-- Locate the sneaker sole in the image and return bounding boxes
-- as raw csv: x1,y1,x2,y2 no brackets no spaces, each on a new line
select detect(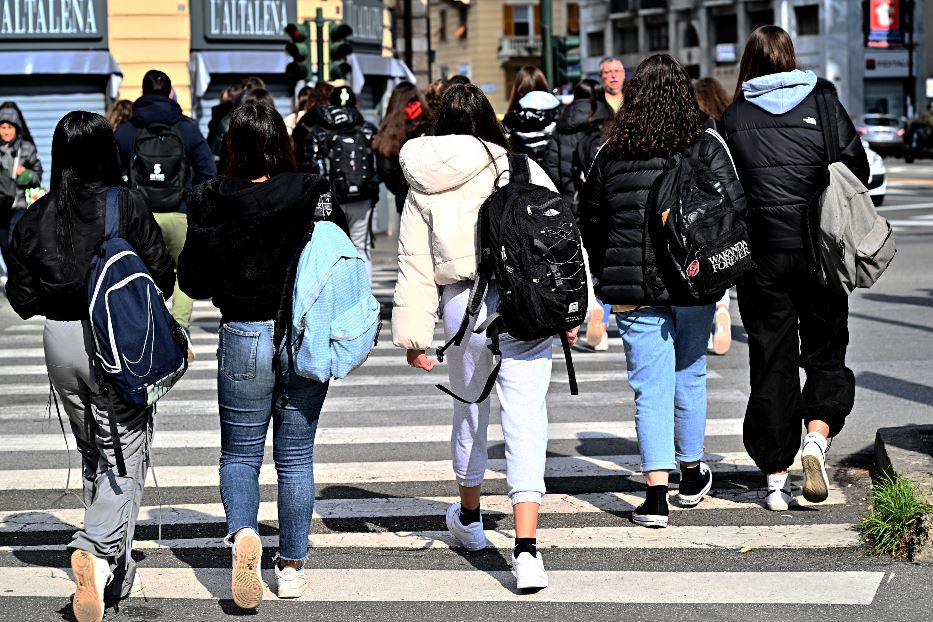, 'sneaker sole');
632,514,668,528
677,478,713,508
801,454,830,503
277,582,305,599
712,310,731,355
445,509,487,551
516,574,549,590
585,308,605,348
766,498,791,511
231,536,263,609
71,550,104,622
